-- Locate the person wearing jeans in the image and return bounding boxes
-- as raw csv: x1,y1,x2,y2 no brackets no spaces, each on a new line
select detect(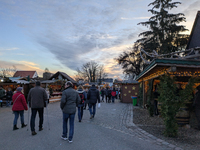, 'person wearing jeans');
77,86,86,122
62,113,75,141
111,88,116,103
60,81,80,143
89,103,96,118
87,84,100,119
12,87,28,130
